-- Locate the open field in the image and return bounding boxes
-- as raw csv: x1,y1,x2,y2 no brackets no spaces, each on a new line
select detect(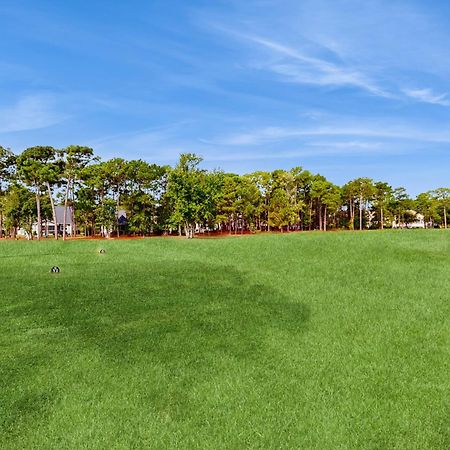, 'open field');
0,231,449,449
